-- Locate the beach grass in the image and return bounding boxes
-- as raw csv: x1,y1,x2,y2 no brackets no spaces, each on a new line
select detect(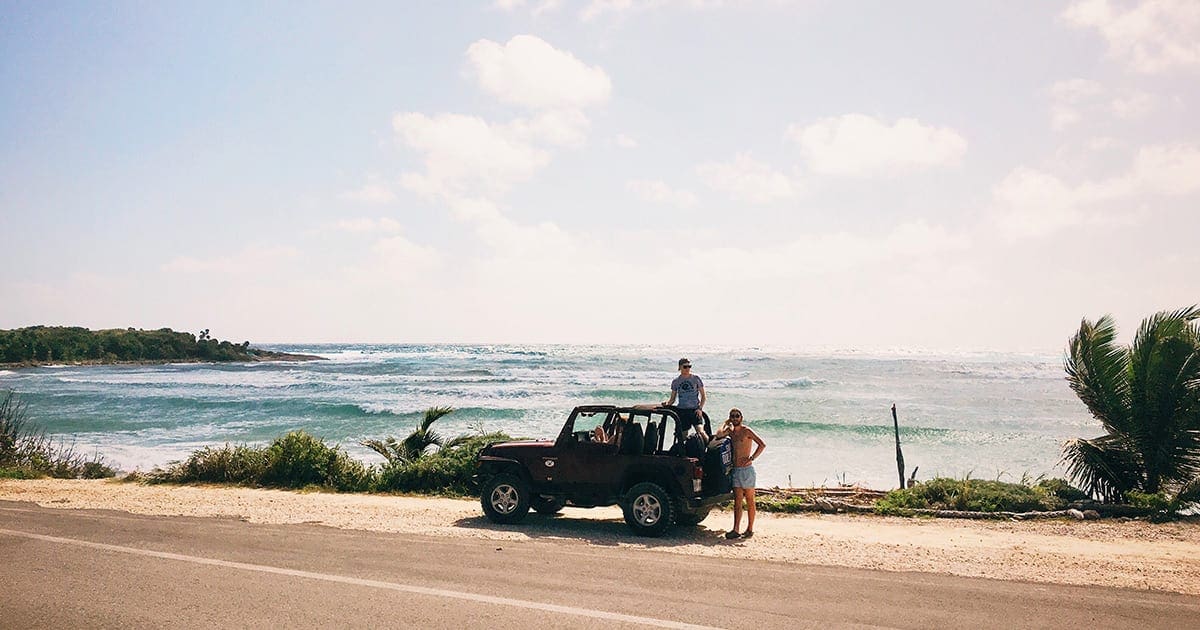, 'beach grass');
0,390,116,480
